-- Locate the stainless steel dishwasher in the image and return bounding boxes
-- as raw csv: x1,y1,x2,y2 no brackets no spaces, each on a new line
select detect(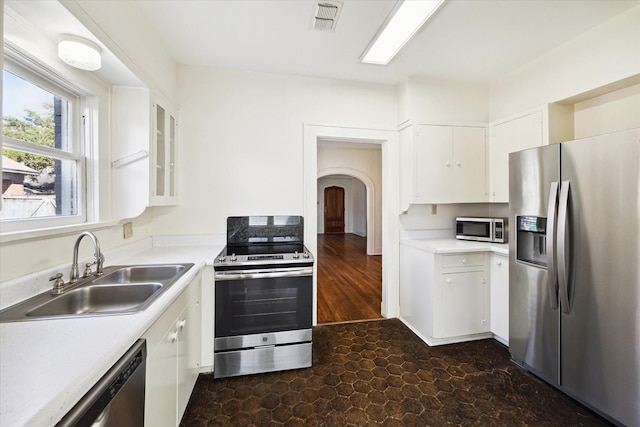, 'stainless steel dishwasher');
56,339,146,427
